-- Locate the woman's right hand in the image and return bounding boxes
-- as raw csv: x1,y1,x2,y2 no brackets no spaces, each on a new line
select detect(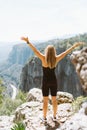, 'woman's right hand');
21,37,29,43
